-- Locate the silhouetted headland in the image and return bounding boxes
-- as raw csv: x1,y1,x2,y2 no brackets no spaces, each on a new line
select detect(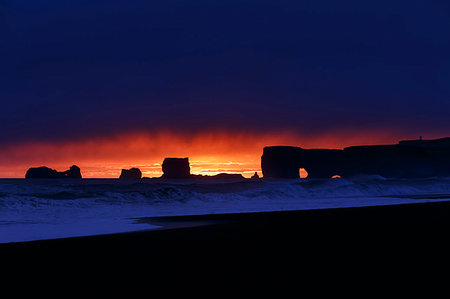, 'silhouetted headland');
25,165,82,179
22,137,450,180
262,137,450,179
119,168,142,179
